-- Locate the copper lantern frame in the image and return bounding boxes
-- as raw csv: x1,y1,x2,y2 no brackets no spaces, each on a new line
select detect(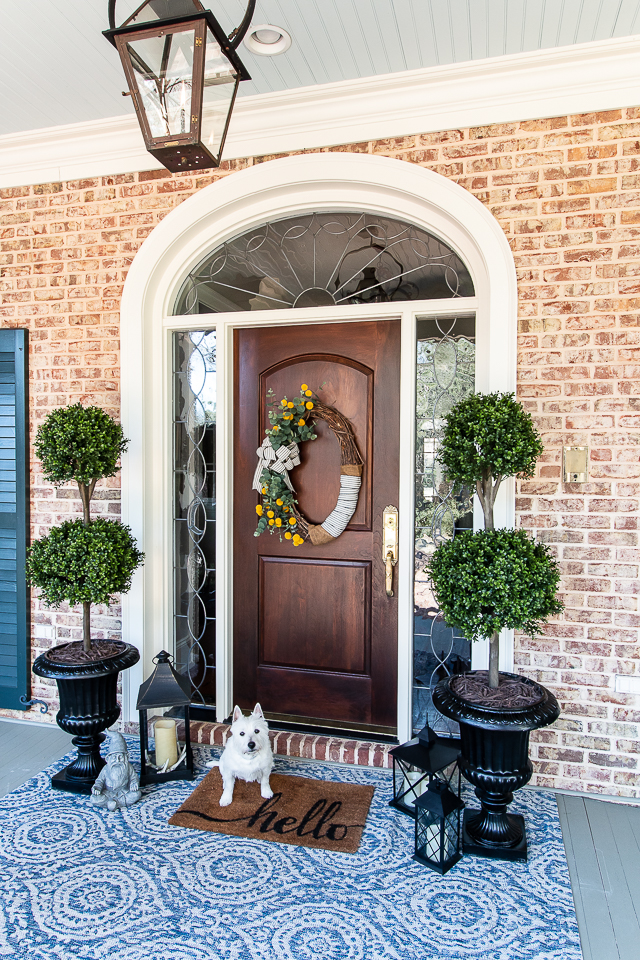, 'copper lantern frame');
104,0,253,172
